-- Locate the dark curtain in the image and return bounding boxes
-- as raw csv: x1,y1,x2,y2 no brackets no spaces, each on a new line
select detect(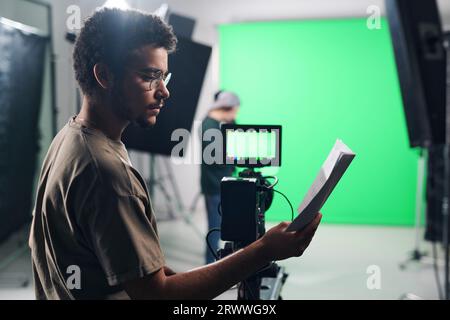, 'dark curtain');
0,20,47,242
